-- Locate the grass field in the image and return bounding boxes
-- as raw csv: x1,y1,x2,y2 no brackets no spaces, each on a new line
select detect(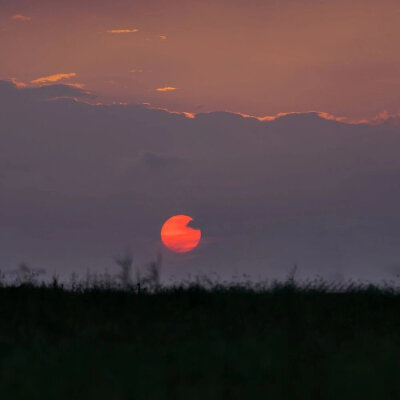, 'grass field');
1,278,400,399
